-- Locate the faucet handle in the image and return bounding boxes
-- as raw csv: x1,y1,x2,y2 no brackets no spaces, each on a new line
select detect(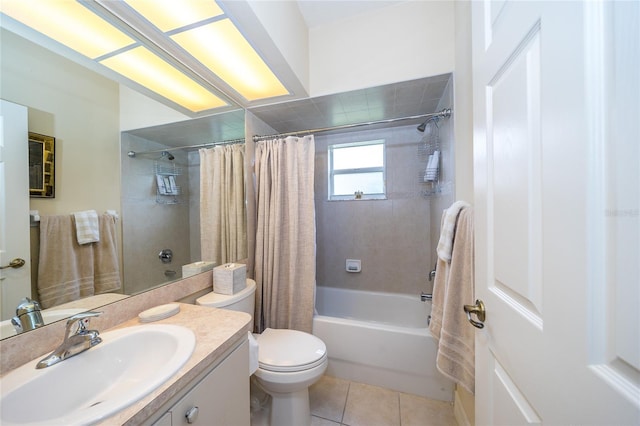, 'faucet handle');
64,311,102,339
